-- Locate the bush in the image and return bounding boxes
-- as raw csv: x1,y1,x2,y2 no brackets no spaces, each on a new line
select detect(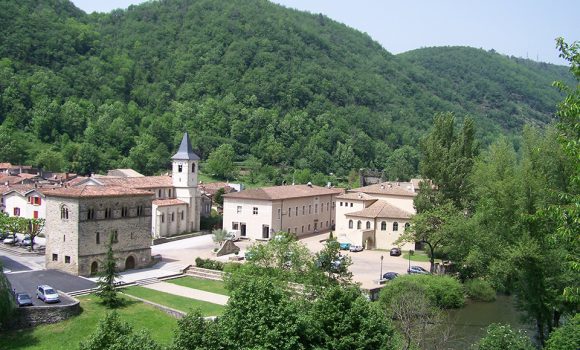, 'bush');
545,314,580,350
465,279,496,302
380,274,464,309
195,257,224,271
472,323,534,350
223,262,242,274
